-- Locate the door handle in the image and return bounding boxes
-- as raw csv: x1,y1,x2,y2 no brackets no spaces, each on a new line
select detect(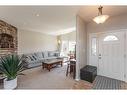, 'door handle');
99,56,101,59
98,54,101,59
